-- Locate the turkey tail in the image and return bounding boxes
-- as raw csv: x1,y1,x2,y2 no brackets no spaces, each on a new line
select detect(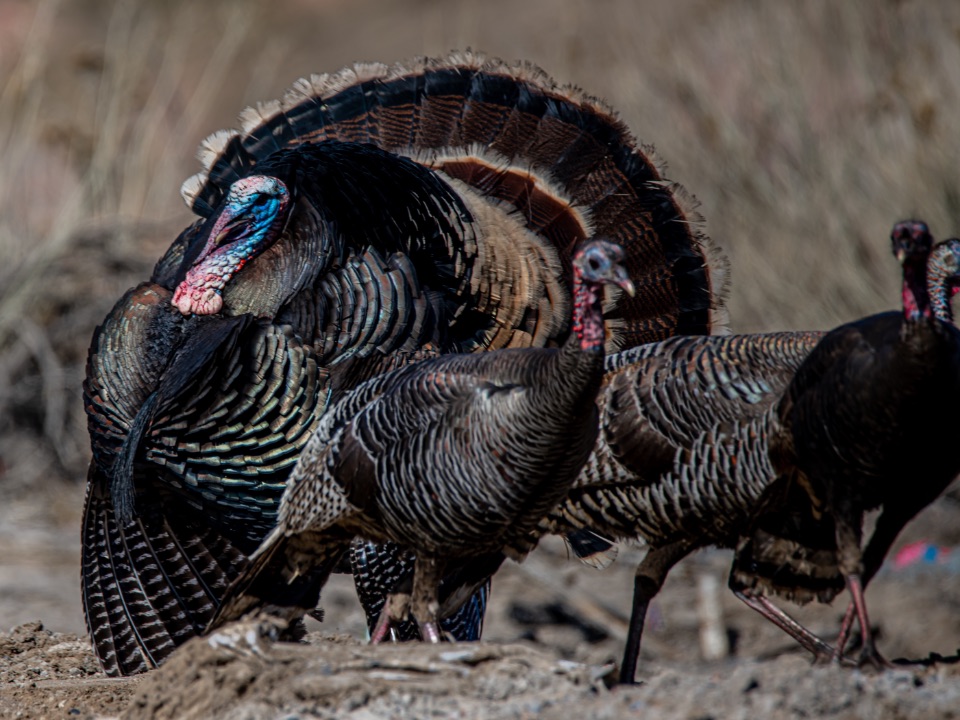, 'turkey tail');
208,530,349,632
180,51,729,345
730,477,845,605
440,577,489,642
81,464,247,676
564,528,619,570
